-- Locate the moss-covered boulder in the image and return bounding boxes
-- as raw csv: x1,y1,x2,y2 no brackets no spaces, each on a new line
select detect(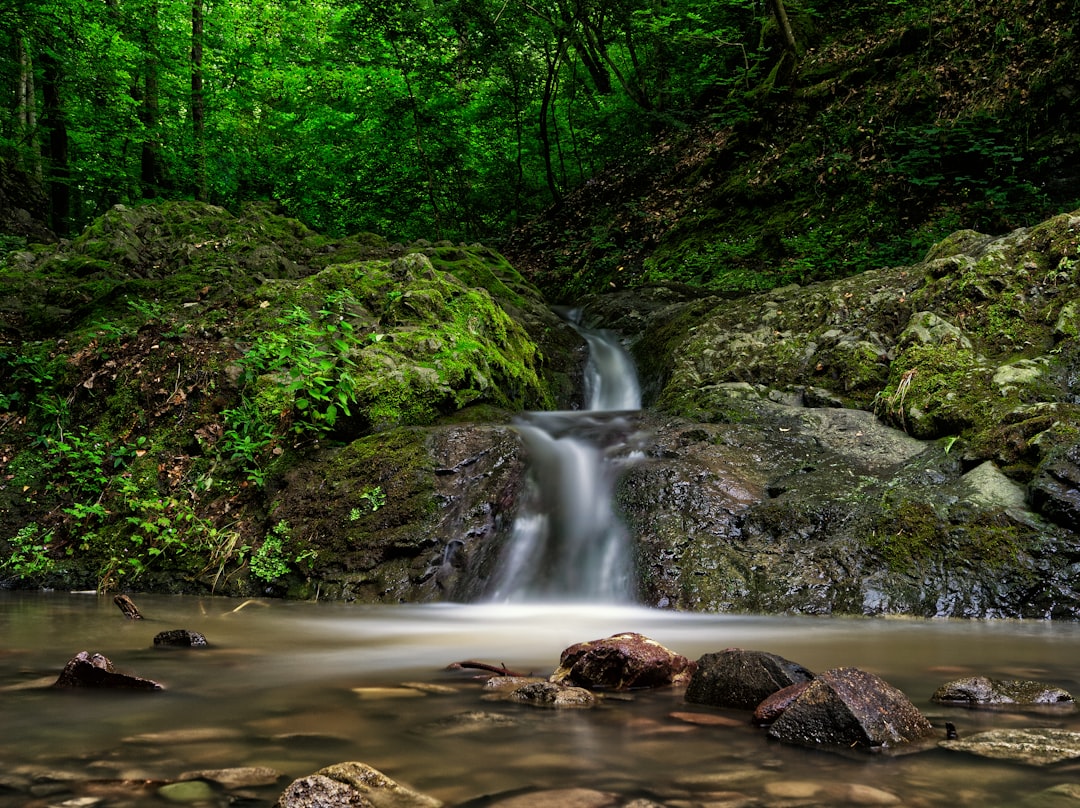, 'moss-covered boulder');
0,202,581,599
584,208,1080,617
